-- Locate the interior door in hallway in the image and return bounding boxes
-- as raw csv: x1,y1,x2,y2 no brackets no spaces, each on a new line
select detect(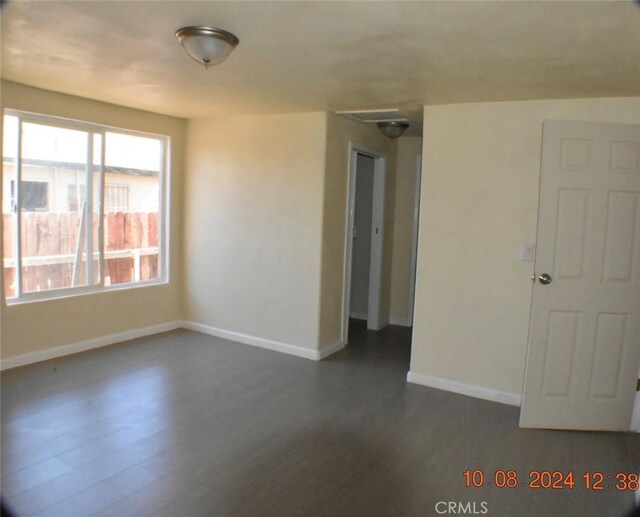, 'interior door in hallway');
350,154,374,321
520,120,640,430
